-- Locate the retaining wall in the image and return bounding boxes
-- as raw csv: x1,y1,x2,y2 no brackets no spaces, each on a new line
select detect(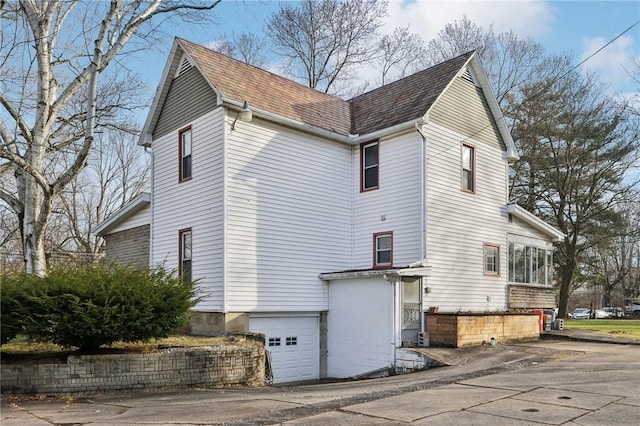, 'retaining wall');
425,312,540,347
1,342,264,396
